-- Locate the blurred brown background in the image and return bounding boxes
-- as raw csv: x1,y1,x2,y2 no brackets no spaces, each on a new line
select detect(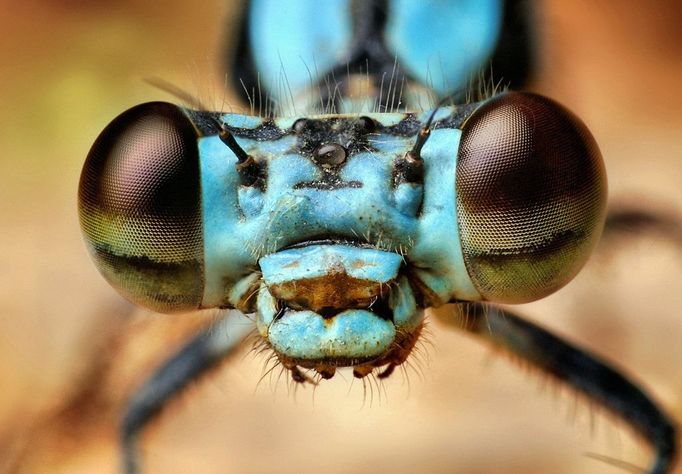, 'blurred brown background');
1,1,681,473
